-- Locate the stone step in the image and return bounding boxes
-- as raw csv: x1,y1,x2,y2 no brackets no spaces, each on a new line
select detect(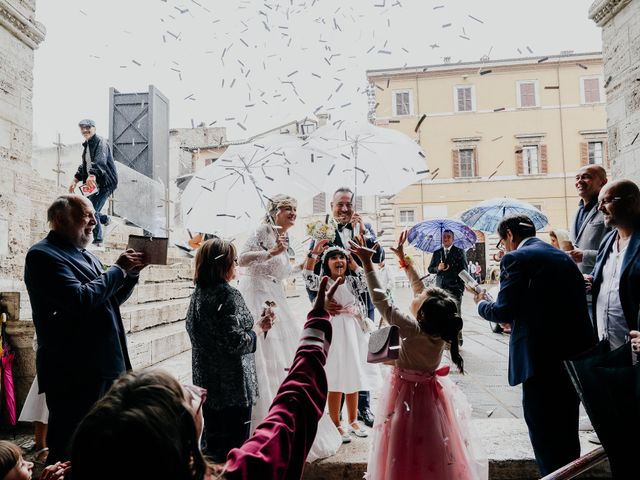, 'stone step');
127,319,190,370
126,280,193,305
146,349,192,384
302,419,611,480
121,297,190,333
